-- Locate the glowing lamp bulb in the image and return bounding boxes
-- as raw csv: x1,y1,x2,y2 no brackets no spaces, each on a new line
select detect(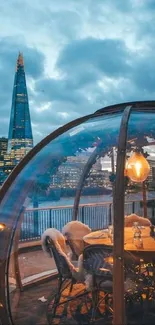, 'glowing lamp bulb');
126,152,150,183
